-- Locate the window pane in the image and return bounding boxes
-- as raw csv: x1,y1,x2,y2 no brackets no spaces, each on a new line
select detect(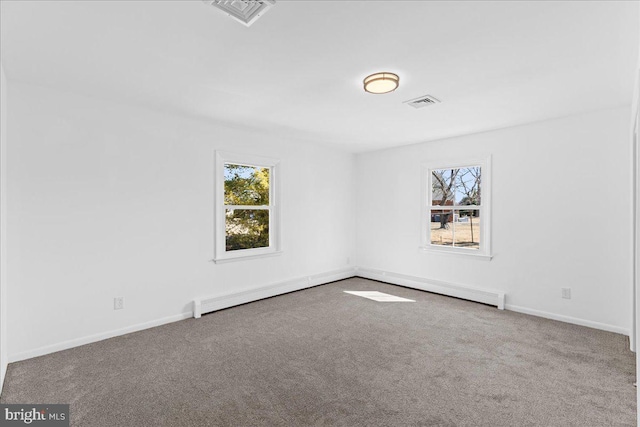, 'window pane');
430,210,453,246
431,170,455,206
455,167,481,206
431,166,481,206
224,164,270,206
453,209,480,249
225,209,269,251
